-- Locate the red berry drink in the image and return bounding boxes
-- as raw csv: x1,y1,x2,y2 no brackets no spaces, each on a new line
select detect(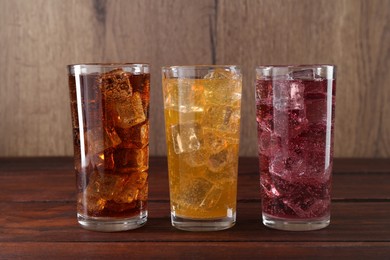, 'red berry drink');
256,65,336,231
